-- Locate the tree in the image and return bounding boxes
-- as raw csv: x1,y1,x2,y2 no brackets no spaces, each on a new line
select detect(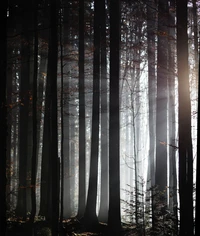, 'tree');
48,0,59,234
155,0,168,200
146,0,156,230
16,0,32,219
0,3,7,235
98,0,109,223
77,0,86,218
83,0,101,229
168,1,178,233
108,0,121,234
177,0,194,235
29,0,38,226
